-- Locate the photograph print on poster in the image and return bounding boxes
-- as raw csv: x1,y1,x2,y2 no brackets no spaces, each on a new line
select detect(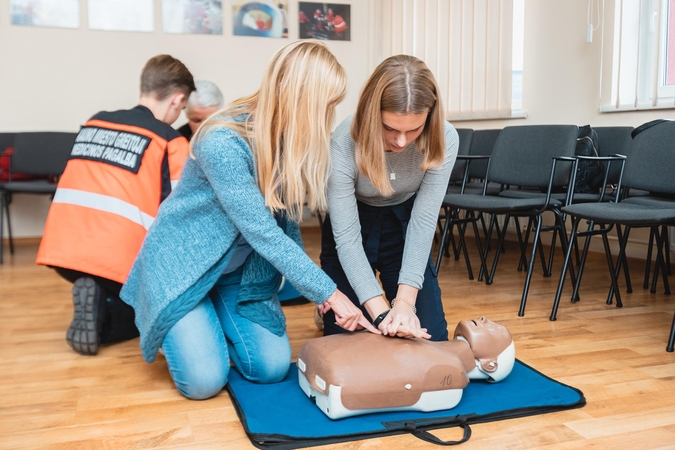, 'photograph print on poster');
10,0,79,28
299,2,350,41
163,0,223,35
88,0,154,32
231,0,288,39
